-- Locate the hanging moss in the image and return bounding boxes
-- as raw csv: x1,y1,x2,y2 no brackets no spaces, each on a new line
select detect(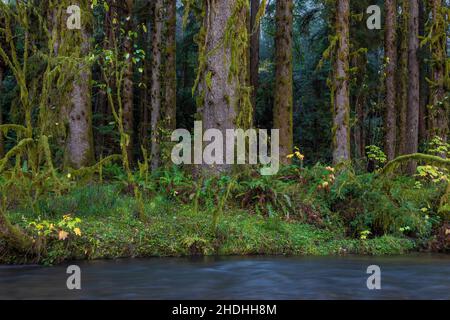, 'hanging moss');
184,0,267,130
